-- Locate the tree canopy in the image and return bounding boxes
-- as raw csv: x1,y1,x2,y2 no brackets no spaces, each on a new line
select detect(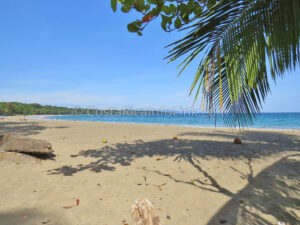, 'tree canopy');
112,0,300,127
0,102,74,116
